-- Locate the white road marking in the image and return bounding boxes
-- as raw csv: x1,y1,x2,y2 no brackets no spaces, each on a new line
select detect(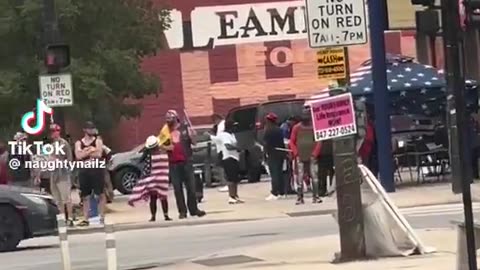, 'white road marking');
400,203,480,217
